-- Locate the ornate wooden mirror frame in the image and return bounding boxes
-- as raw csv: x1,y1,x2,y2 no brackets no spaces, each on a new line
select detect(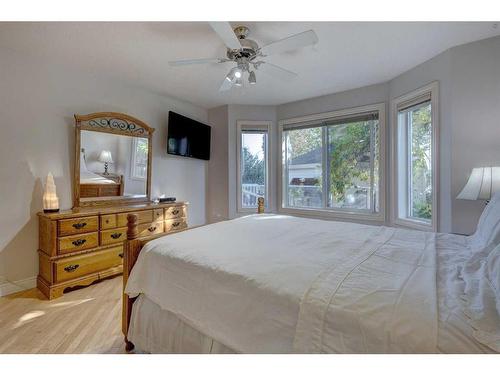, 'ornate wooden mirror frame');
73,112,155,208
